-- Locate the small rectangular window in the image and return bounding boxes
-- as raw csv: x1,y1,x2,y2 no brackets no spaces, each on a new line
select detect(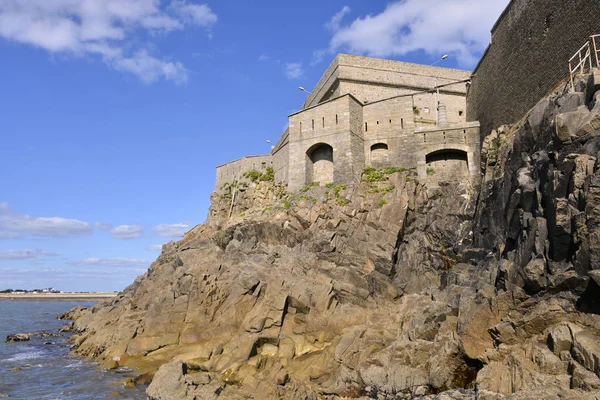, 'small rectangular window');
401,118,404,129
365,122,368,132
322,117,325,128
312,119,314,130
336,114,338,124
300,122,302,133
